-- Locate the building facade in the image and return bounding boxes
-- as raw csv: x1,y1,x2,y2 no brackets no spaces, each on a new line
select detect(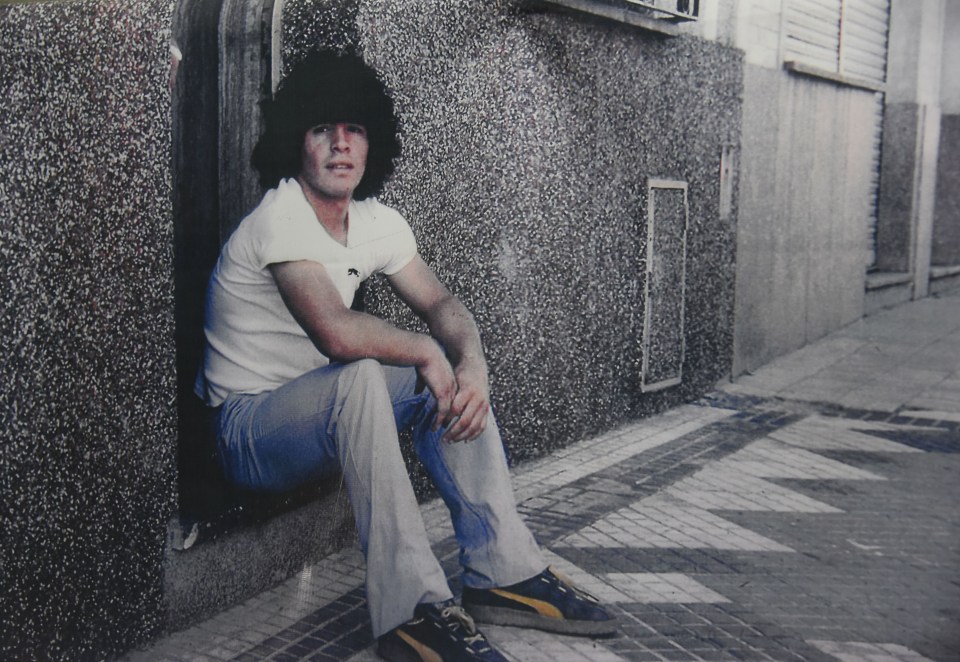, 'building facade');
729,0,959,373
0,0,956,658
